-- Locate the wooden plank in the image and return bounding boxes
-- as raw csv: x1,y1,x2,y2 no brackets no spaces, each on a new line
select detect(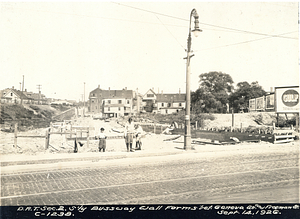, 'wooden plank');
274,139,294,144
14,123,18,148
17,136,45,138
71,126,95,130
45,128,50,150
273,129,293,134
274,135,295,139
87,130,89,148
192,140,222,145
163,135,181,141
49,144,59,151
49,132,77,135
66,136,124,141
